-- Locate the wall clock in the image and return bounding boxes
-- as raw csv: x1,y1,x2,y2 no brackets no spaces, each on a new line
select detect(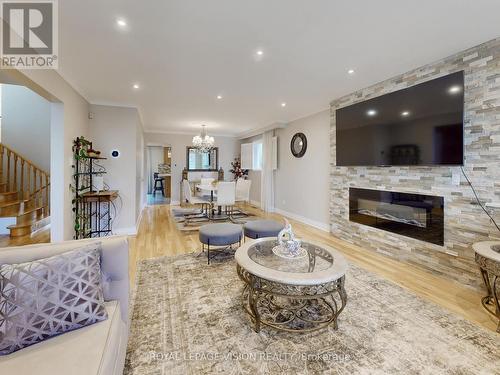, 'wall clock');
290,133,307,158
